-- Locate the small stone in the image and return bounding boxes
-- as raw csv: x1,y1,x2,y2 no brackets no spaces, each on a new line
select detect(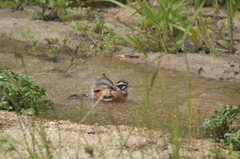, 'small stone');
234,71,239,75
205,48,210,54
